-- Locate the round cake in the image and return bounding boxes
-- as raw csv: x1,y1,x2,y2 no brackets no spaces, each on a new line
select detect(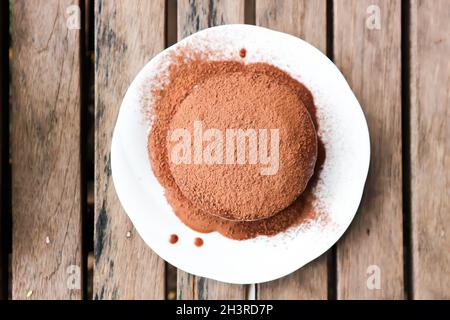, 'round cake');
166,70,317,221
